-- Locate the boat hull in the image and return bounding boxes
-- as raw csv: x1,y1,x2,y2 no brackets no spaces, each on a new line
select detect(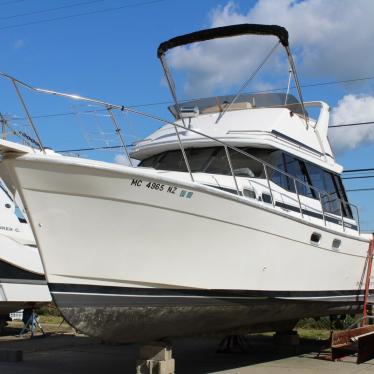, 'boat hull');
0,151,371,342
0,231,51,316
52,284,363,343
